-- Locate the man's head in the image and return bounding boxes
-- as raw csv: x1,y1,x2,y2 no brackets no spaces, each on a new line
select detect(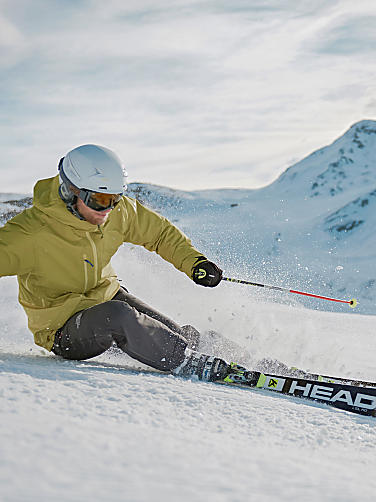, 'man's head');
58,144,127,223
